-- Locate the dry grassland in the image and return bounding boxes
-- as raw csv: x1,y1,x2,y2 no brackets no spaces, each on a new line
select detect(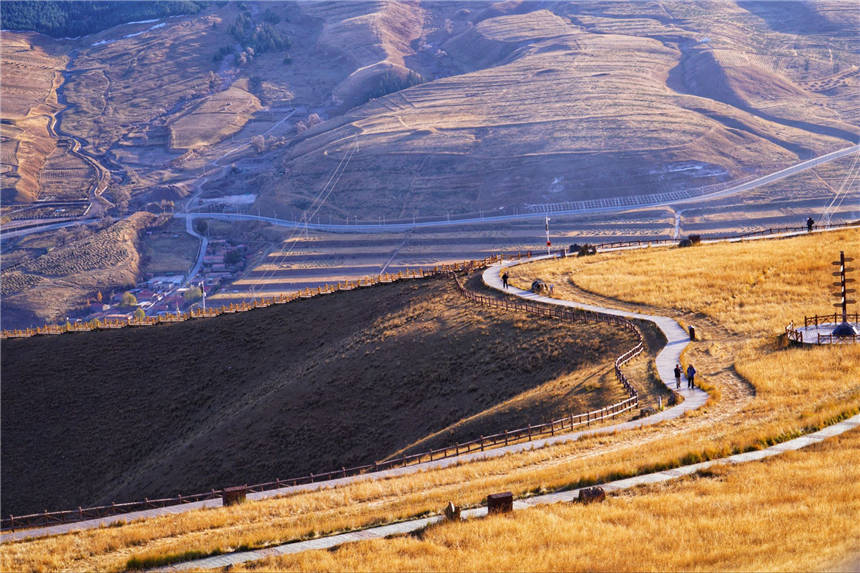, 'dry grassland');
509,229,860,335
0,212,156,325
61,14,231,155
4,232,859,571
230,428,860,573
271,1,856,220
169,85,261,150
0,31,67,202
